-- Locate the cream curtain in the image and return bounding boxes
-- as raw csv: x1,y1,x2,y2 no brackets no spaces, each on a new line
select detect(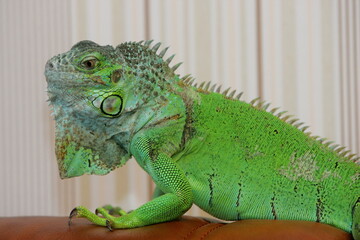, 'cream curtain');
1,0,359,217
